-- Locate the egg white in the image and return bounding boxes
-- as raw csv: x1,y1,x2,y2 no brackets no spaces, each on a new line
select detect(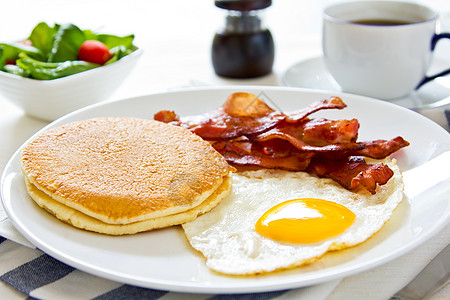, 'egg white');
182,158,404,275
